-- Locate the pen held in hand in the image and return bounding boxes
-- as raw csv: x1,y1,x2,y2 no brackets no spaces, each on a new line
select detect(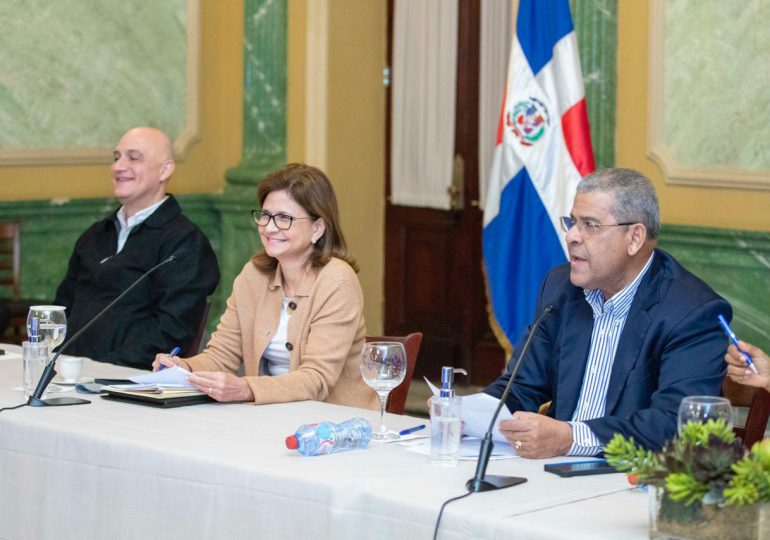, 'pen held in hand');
157,346,181,372
718,315,759,374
